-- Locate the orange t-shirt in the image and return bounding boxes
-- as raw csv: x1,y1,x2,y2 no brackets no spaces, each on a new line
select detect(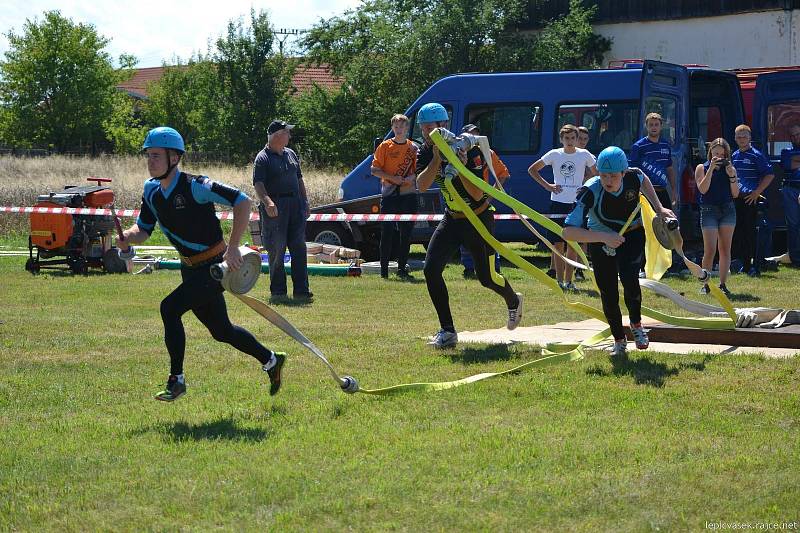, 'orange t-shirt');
484,150,510,182
373,139,418,195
